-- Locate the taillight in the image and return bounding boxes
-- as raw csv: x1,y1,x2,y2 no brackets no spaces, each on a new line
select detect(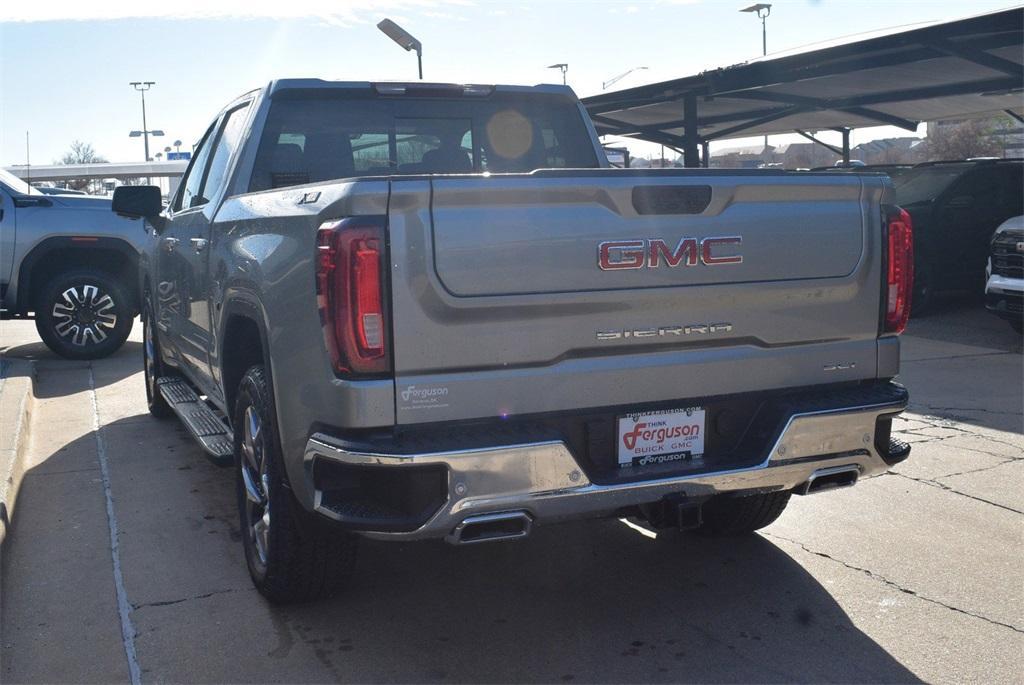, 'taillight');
884,206,914,335
316,218,391,375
